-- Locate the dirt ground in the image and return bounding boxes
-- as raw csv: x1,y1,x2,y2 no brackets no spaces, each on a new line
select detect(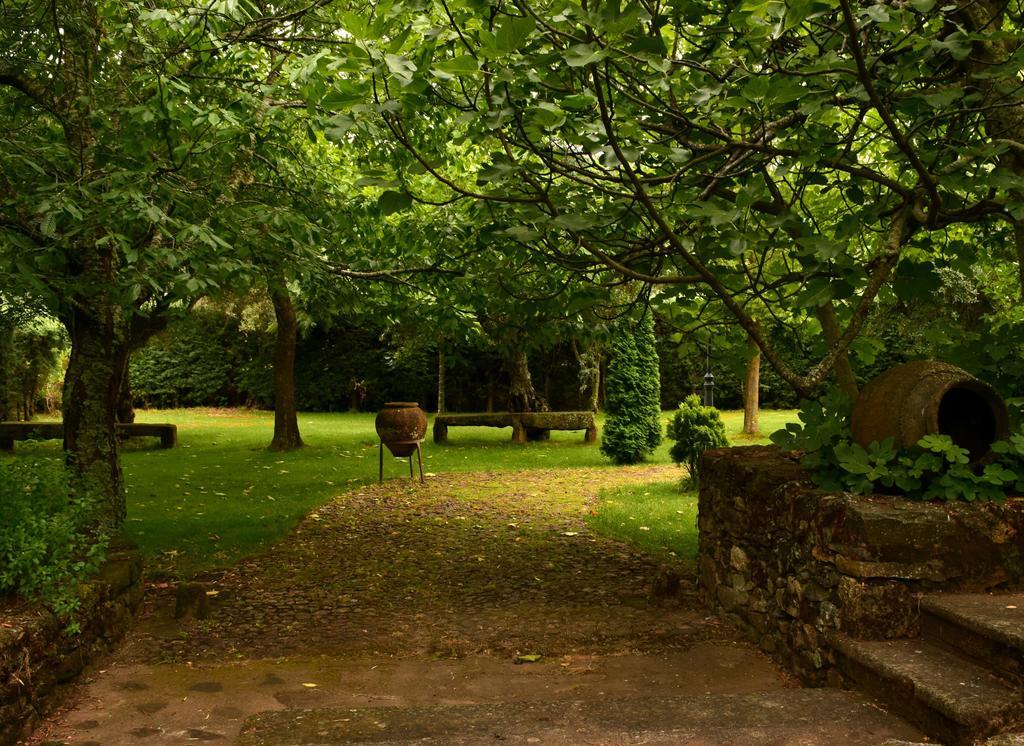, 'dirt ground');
28,467,827,744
